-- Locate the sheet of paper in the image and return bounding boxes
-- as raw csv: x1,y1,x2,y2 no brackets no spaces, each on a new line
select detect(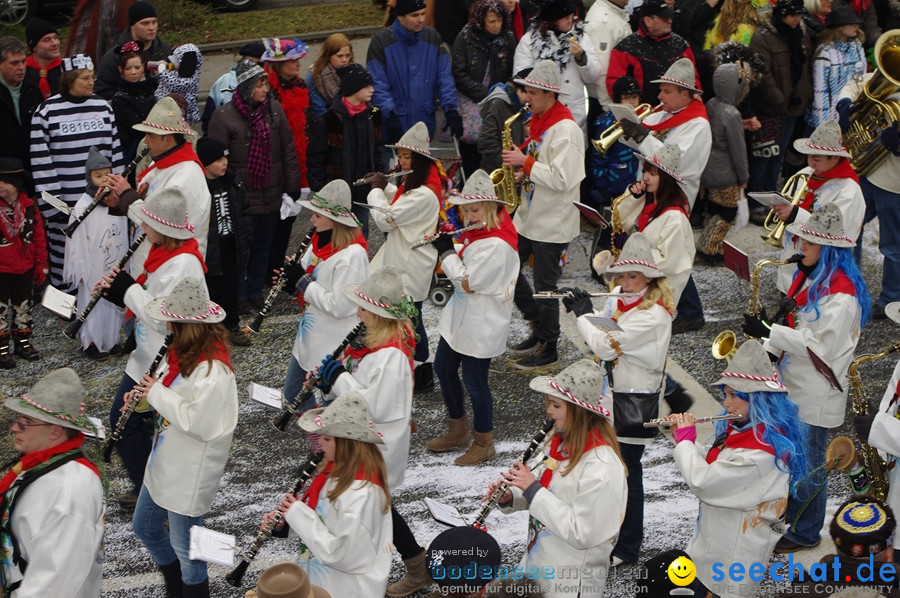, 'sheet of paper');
574,202,610,228
609,103,640,126
188,526,235,567
85,417,106,440
423,497,468,528
40,191,71,215
584,316,623,332
747,192,793,208
41,285,77,319
248,382,283,410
